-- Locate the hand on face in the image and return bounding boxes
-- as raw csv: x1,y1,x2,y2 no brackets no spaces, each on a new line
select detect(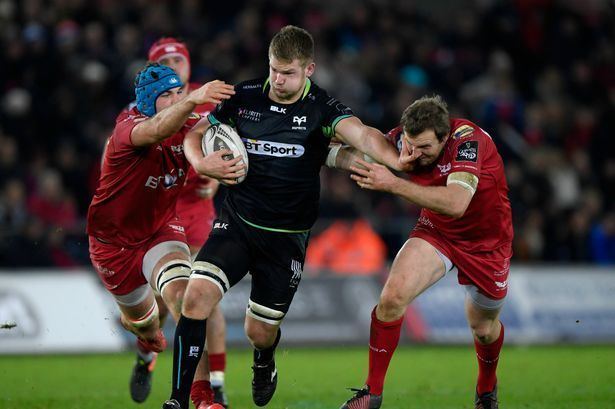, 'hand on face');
398,137,420,172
